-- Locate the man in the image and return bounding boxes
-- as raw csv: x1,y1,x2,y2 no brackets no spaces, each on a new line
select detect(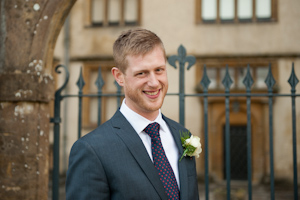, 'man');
66,28,199,200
